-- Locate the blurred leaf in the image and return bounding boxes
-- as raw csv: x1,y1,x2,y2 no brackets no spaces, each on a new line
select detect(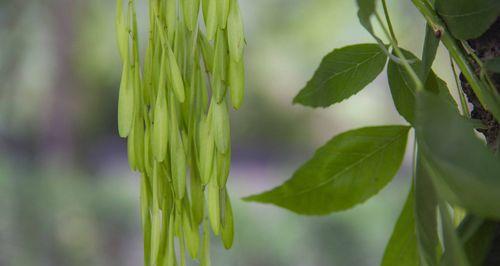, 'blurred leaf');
416,90,500,219
293,44,387,107
457,216,497,266
381,184,419,266
420,26,440,82
387,48,455,124
356,0,397,61
484,57,500,73
244,125,410,215
435,0,500,40
356,0,376,34
438,201,469,266
415,154,440,266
